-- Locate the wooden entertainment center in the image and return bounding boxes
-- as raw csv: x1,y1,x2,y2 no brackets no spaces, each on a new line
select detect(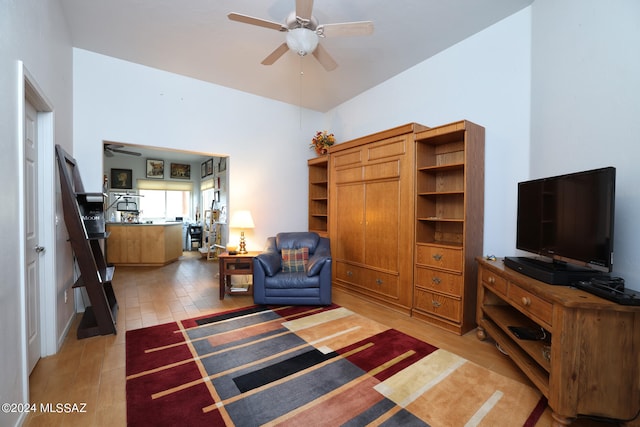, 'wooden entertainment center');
476,257,640,426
